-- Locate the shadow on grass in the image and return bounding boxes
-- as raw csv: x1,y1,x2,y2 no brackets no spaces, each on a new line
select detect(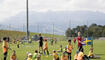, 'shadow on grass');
90,57,101,60
95,54,105,56
90,54,105,60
